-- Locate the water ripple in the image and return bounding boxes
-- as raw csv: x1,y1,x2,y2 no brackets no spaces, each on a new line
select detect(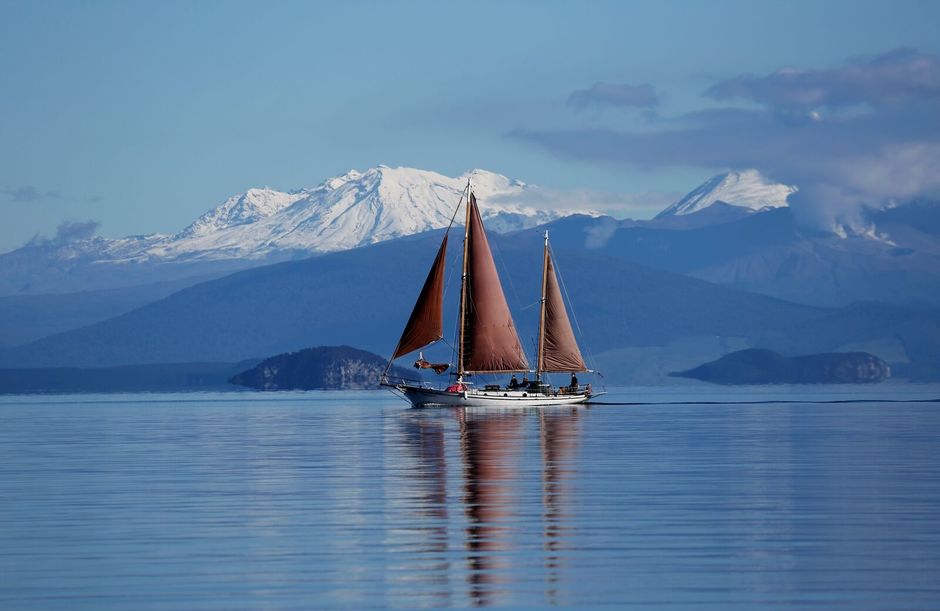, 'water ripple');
1,388,939,608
